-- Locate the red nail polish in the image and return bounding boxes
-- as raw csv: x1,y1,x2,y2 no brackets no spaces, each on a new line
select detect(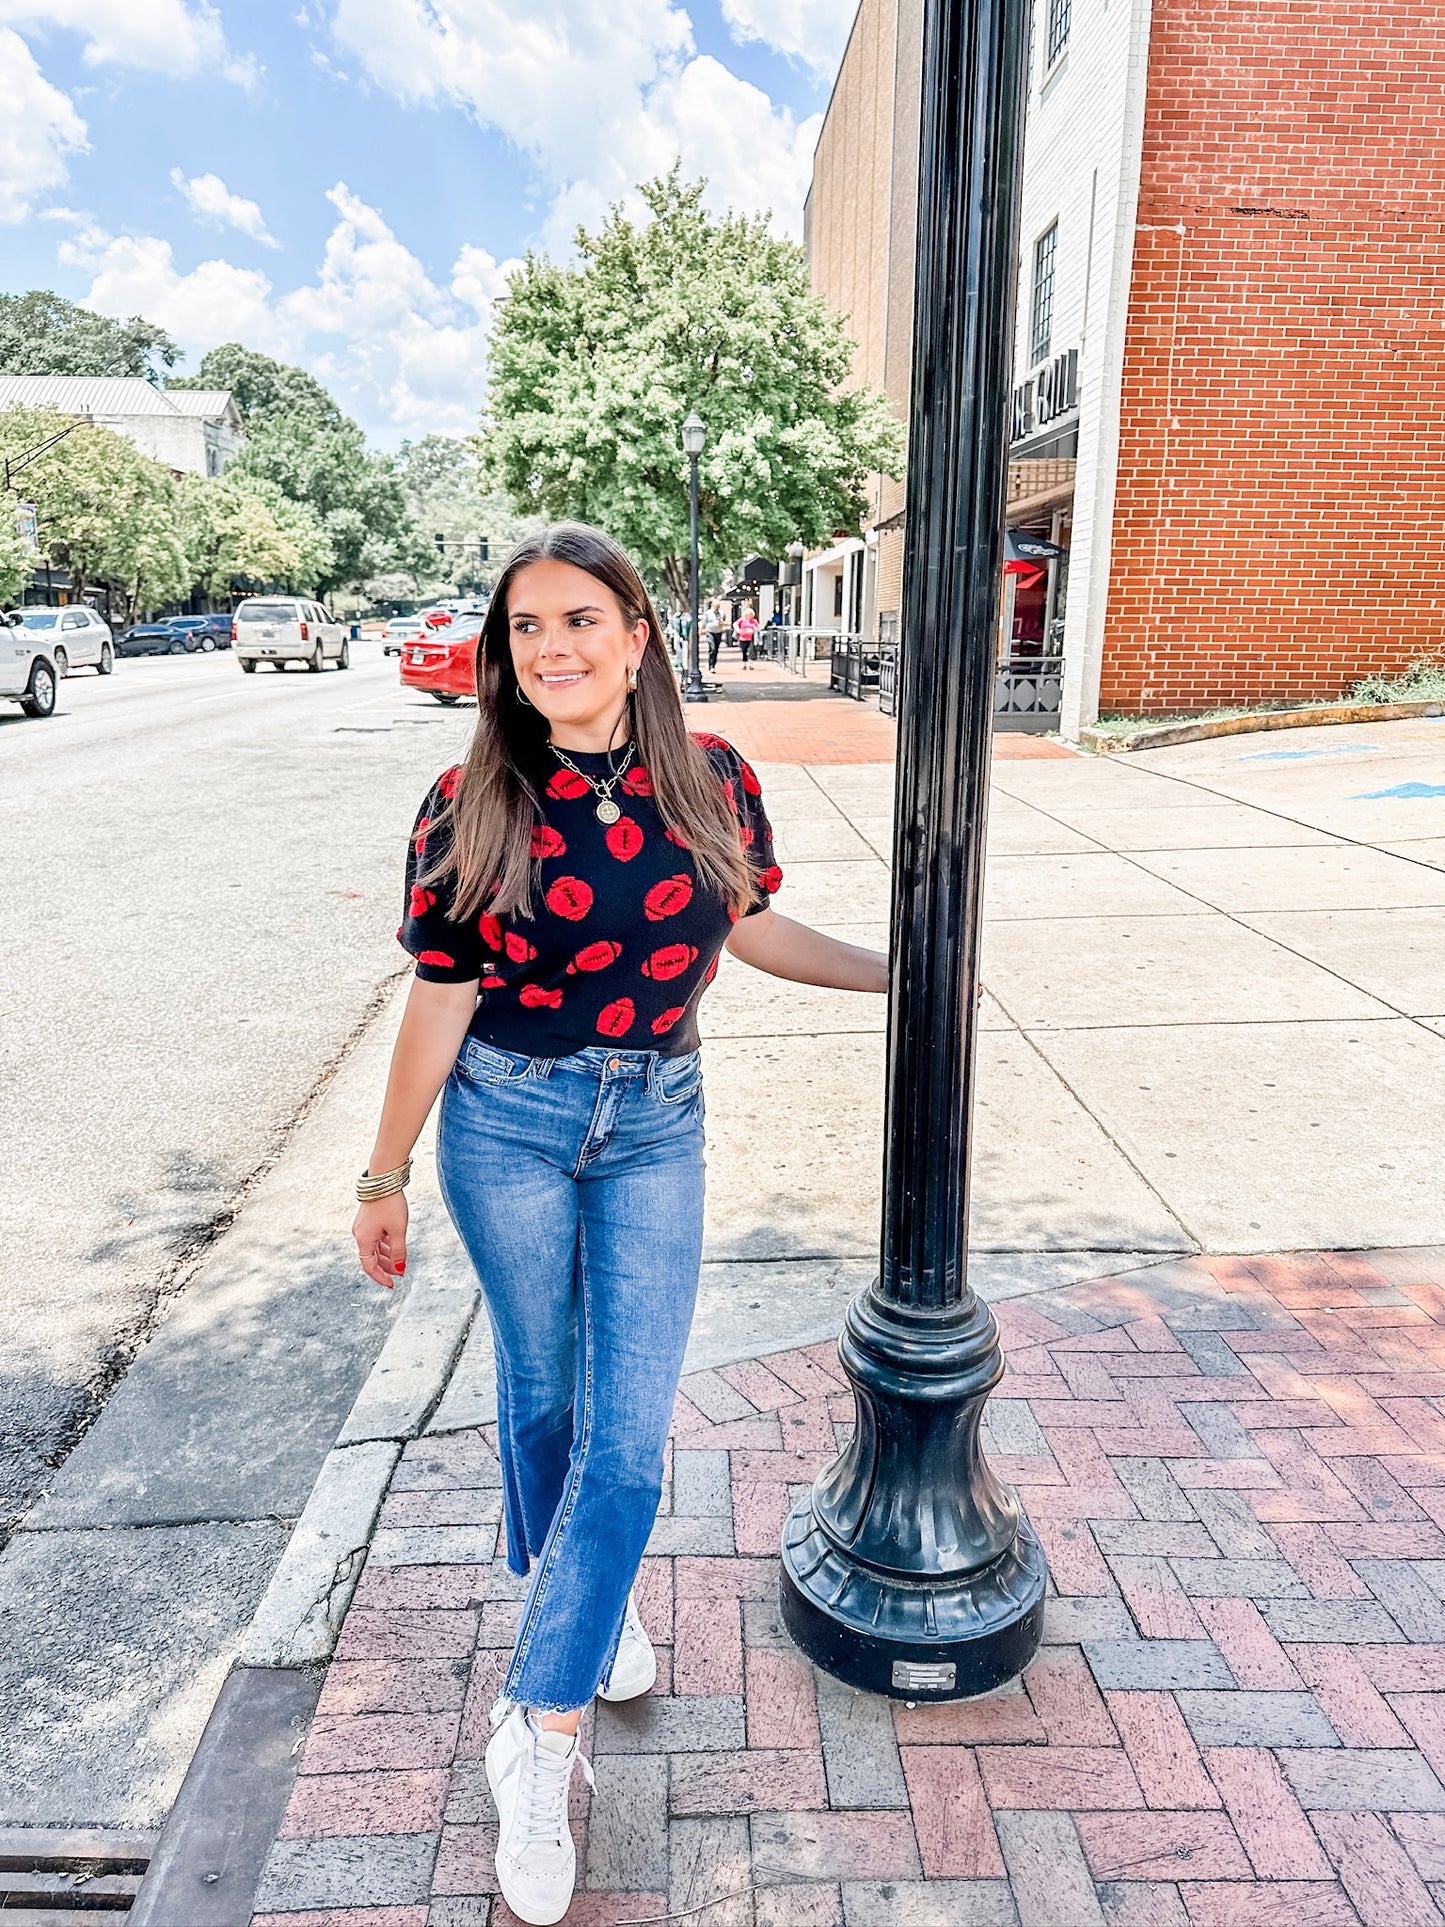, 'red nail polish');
395,1261,406,1274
